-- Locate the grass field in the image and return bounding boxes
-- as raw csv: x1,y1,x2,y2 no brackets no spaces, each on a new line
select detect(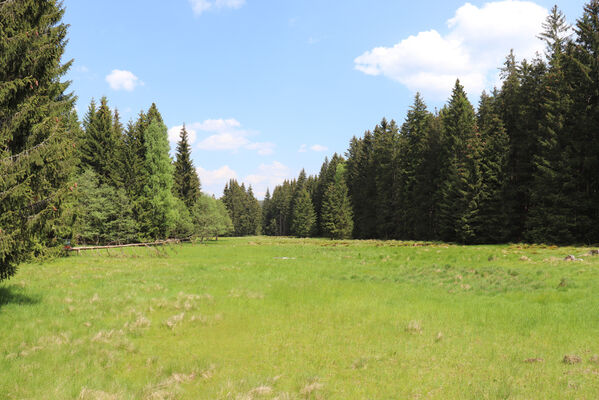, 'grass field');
1,237,599,399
